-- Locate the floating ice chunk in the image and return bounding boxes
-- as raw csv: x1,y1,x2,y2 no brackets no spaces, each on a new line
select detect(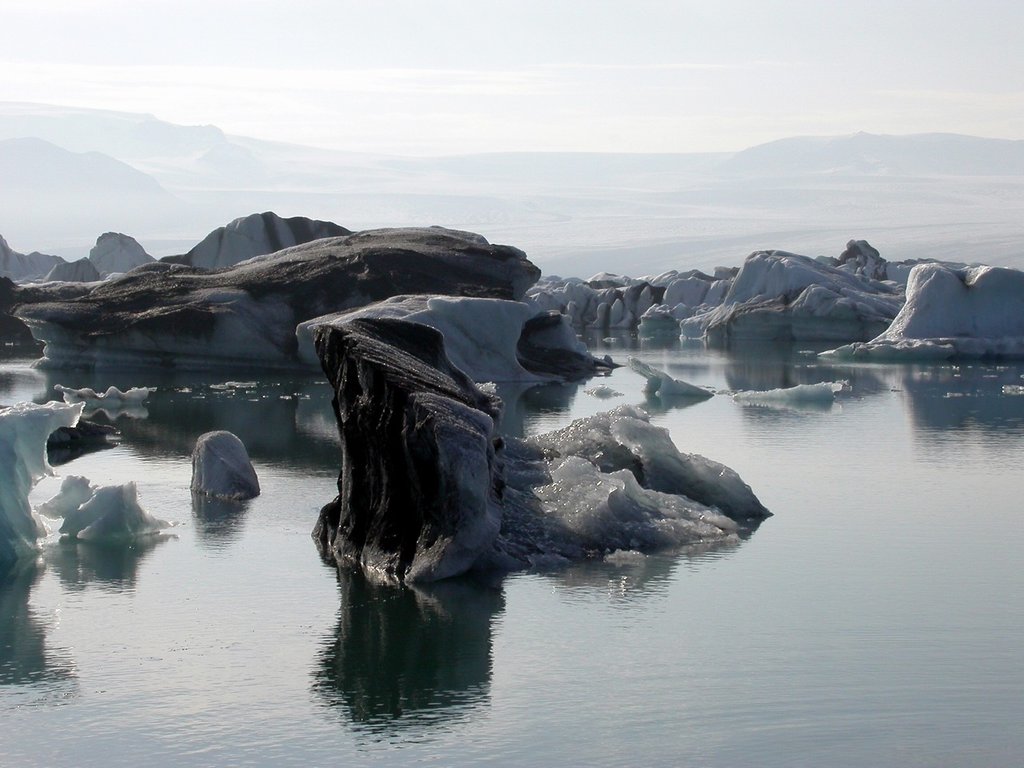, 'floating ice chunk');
190,431,261,500
821,263,1024,360
54,384,152,406
585,386,624,399
209,381,258,391
59,482,171,541
0,401,84,564
36,475,96,520
732,381,847,406
628,357,713,399
529,405,769,522
533,456,738,553
1003,385,1024,396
